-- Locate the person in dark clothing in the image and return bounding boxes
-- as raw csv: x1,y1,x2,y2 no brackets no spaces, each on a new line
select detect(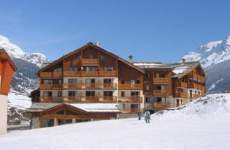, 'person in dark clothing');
137,112,142,120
